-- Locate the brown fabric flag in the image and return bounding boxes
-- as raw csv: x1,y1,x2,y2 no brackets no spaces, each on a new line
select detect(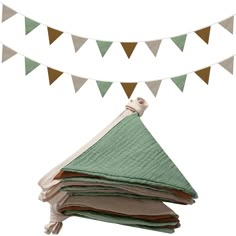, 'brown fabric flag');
1,45,16,62
121,83,137,98
47,67,63,85
195,27,211,44
195,67,211,84
71,75,87,92
121,43,137,58
47,27,63,44
1,5,16,22
145,80,162,96
71,36,87,52
145,40,161,56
